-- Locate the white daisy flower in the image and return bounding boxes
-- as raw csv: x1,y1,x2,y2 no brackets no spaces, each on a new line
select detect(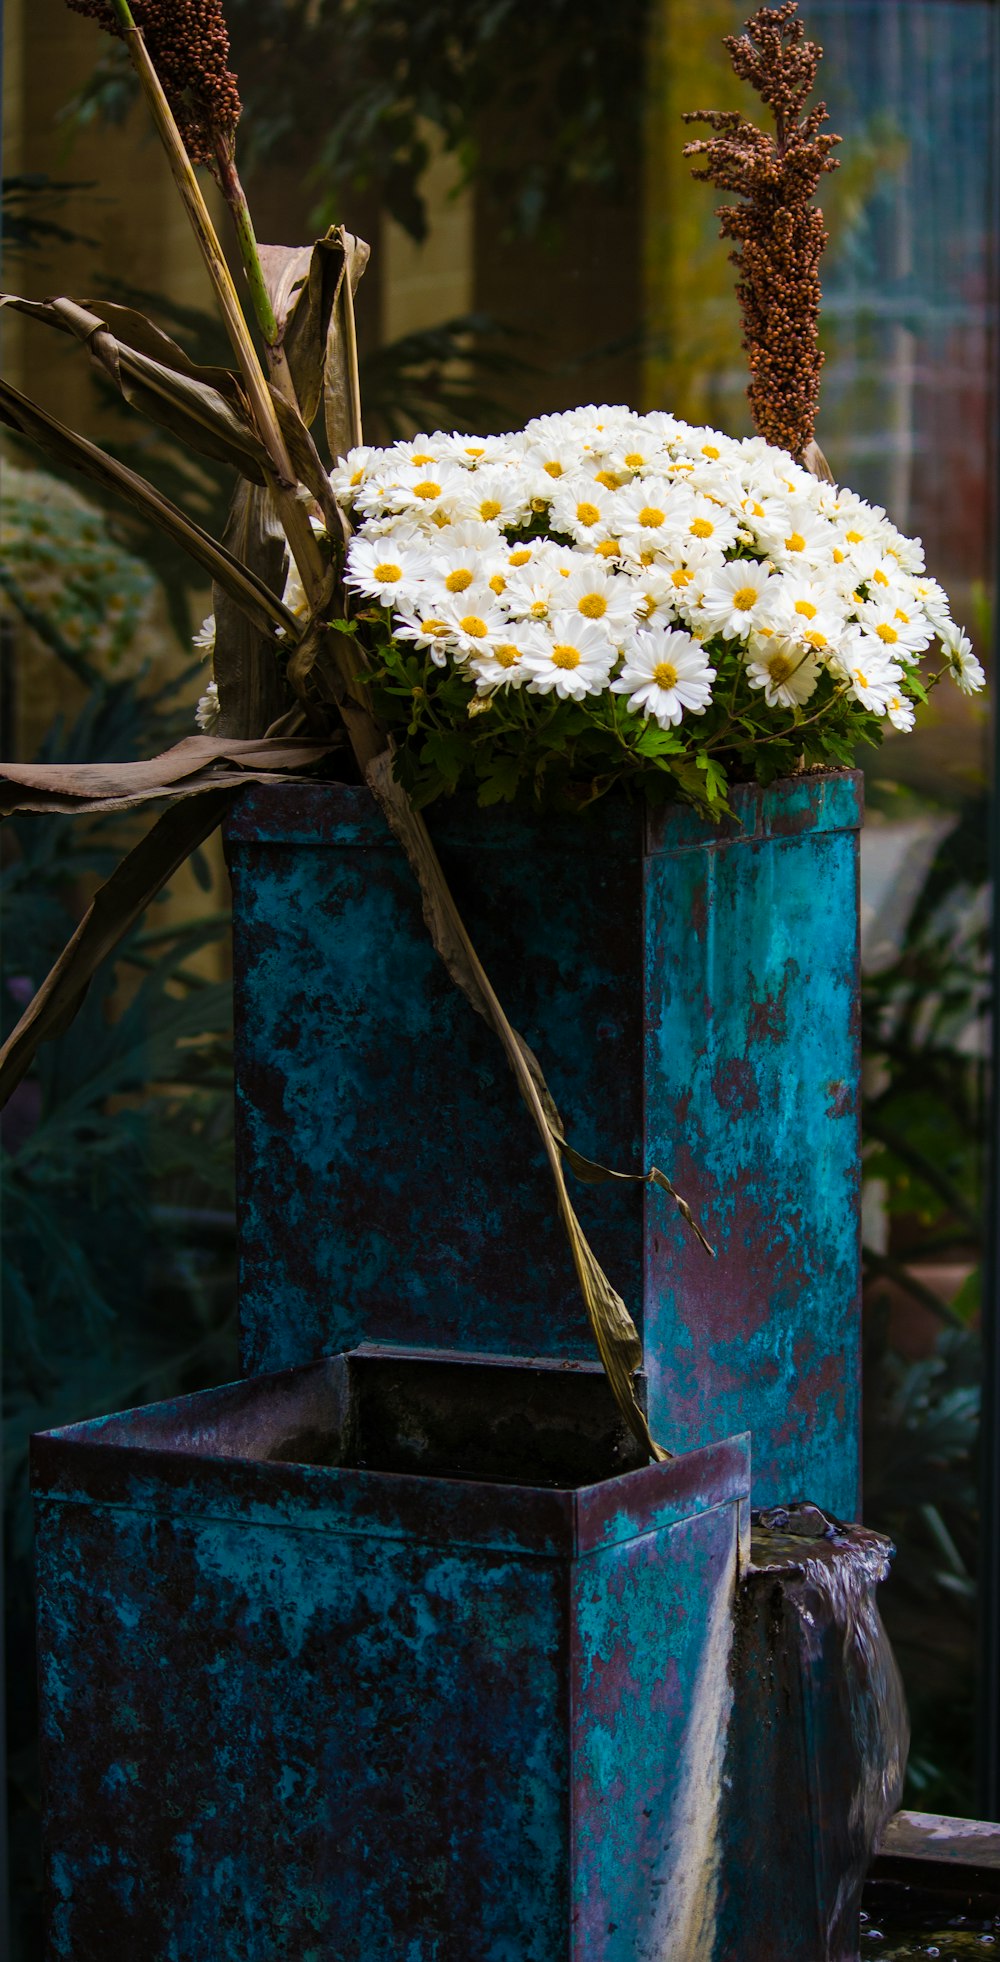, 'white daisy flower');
940,622,987,694
886,689,916,732
911,576,953,633
192,614,216,657
695,559,774,639
856,598,933,662
612,626,716,727
468,623,548,693
437,600,508,658
345,534,432,606
839,642,905,714
195,680,220,731
630,566,681,625
548,475,620,544
614,477,688,556
757,503,835,570
329,444,384,504
392,607,460,665
745,635,821,709
522,614,617,700
558,564,638,634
